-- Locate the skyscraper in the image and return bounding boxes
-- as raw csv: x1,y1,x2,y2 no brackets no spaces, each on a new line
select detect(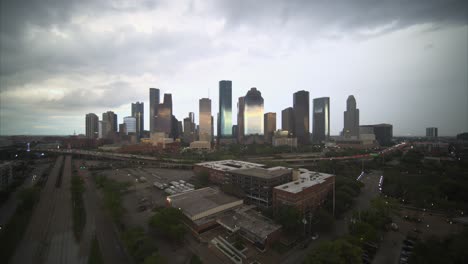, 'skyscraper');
426,127,438,138
281,107,294,135
102,111,117,138
85,113,99,139
293,90,310,144
244,88,264,135
123,116,137,134
131,102,144,138
264,112,276,143
343,95,359,139
149,88,160,132
237,96,245,143
155,94,172,136
199,98,212,142
312,97,330,143
218,80,233,139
